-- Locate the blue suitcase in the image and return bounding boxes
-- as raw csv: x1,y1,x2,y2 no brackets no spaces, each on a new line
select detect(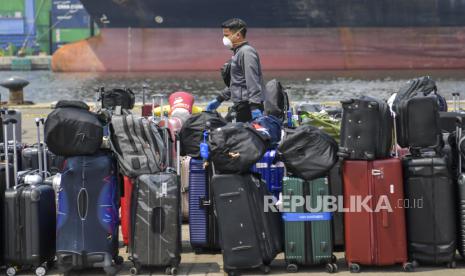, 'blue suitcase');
251,150,284,199
188,158,220,253
56,153,123,275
